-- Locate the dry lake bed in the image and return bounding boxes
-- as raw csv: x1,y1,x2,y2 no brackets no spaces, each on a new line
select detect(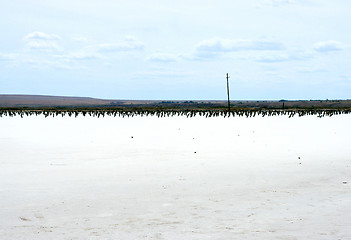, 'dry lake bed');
0,114,350,239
